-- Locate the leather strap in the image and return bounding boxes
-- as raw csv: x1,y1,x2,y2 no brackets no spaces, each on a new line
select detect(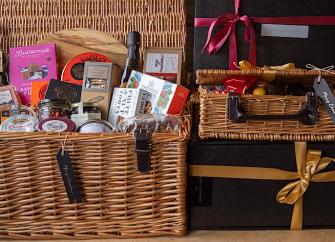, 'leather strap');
134,128,151,173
